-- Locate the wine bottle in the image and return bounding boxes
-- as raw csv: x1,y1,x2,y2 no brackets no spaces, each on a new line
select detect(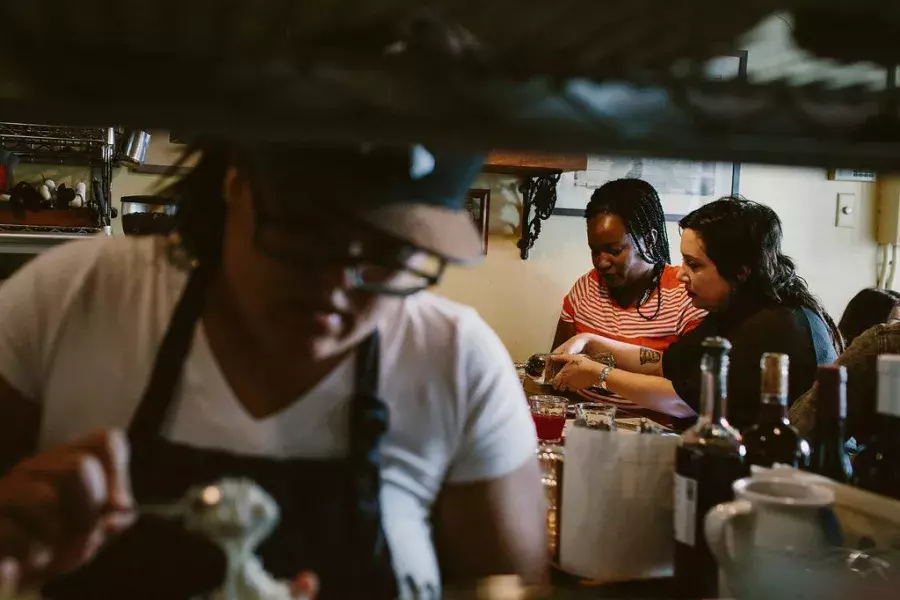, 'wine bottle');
807,365,853,483
852,355,900,499
673,337,749,599
743,353,811,468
